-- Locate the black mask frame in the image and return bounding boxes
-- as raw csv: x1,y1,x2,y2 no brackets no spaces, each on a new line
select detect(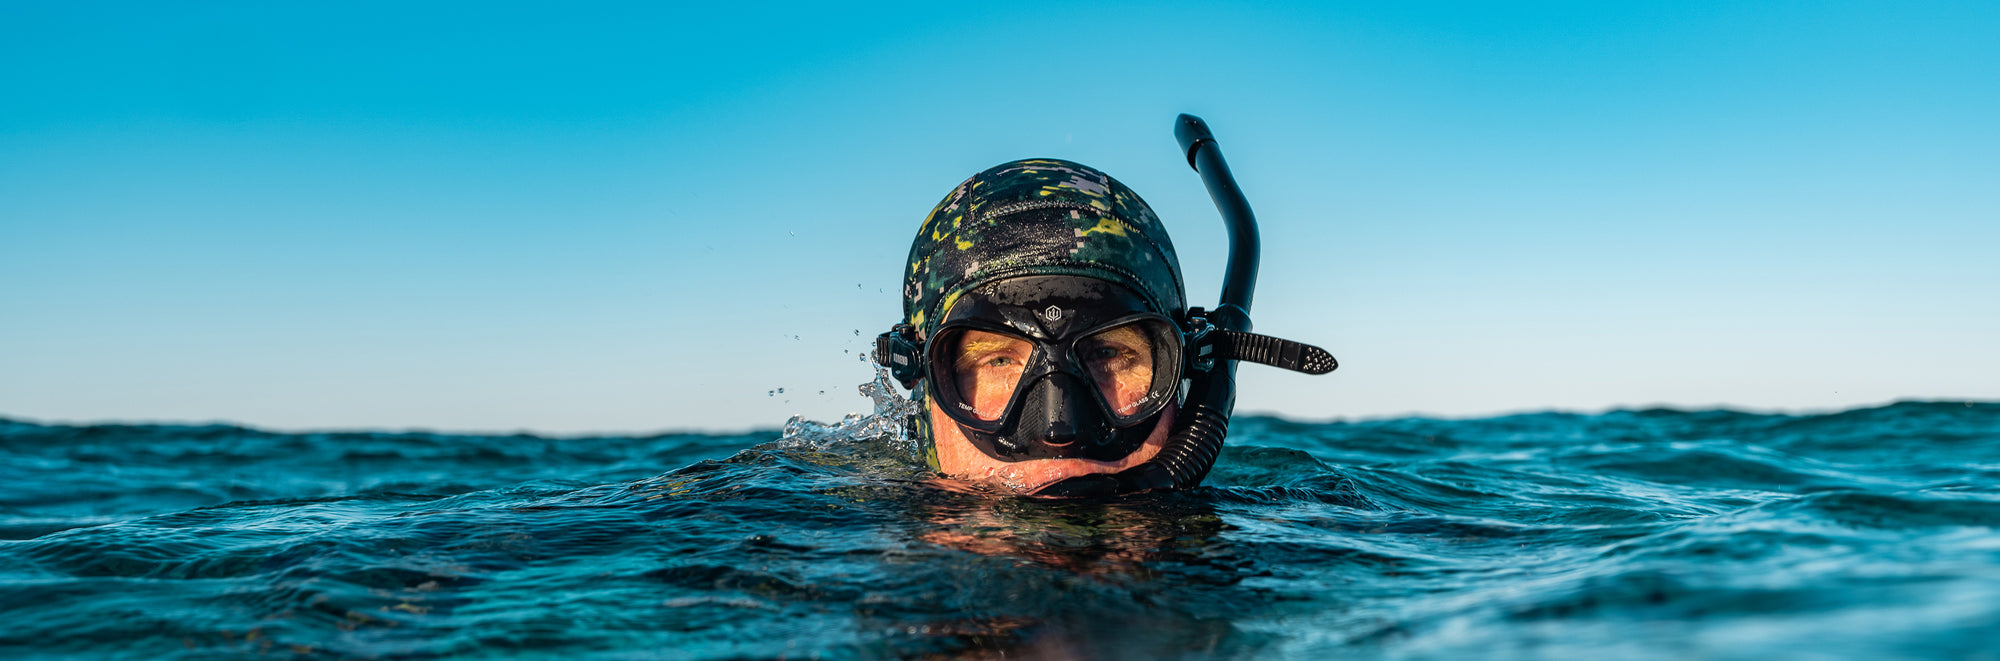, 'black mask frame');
925,311,1183,434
